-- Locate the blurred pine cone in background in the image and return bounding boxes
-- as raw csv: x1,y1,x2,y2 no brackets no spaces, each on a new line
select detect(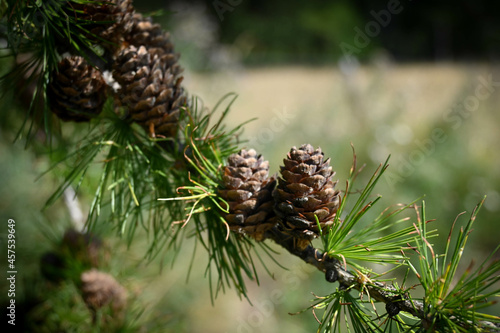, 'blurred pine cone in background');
80,269,127,313
219,149,277,241
273,144,340,250
61,229,104,268
40,228,106,284
48,56,107,122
